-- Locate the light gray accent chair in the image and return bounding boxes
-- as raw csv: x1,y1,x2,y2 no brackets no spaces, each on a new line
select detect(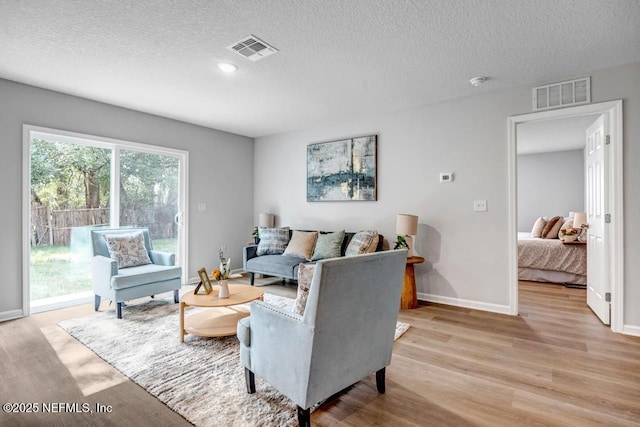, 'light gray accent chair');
237,250,407,426
90,228,182,319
